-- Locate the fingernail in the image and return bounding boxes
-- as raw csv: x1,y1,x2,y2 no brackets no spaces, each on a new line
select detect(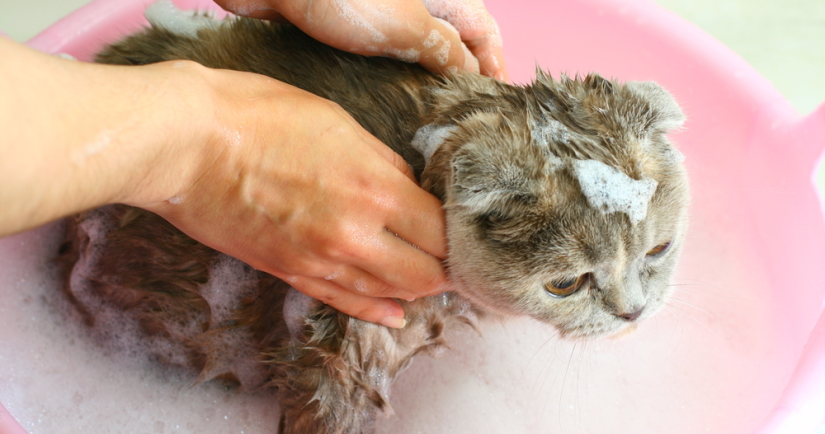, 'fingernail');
380,316,407,329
